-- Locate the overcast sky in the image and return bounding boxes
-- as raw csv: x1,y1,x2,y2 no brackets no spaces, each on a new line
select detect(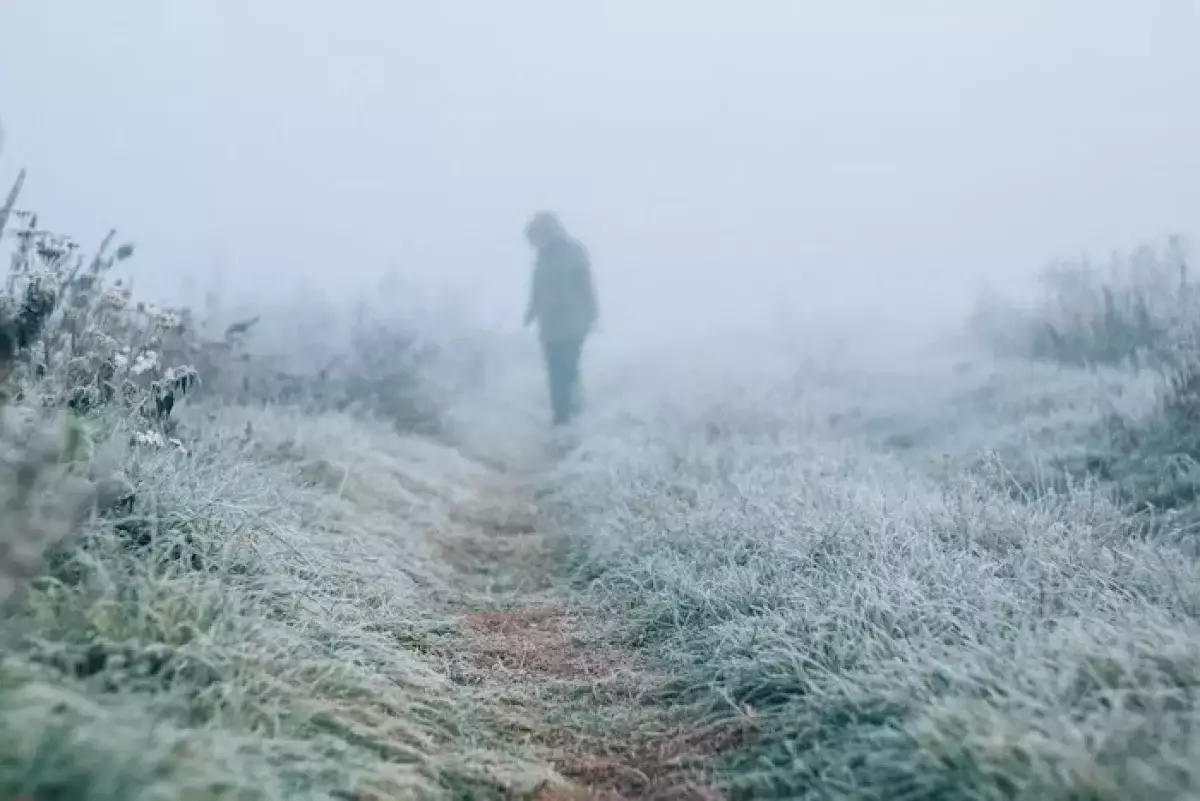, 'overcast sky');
2,1,1199,344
